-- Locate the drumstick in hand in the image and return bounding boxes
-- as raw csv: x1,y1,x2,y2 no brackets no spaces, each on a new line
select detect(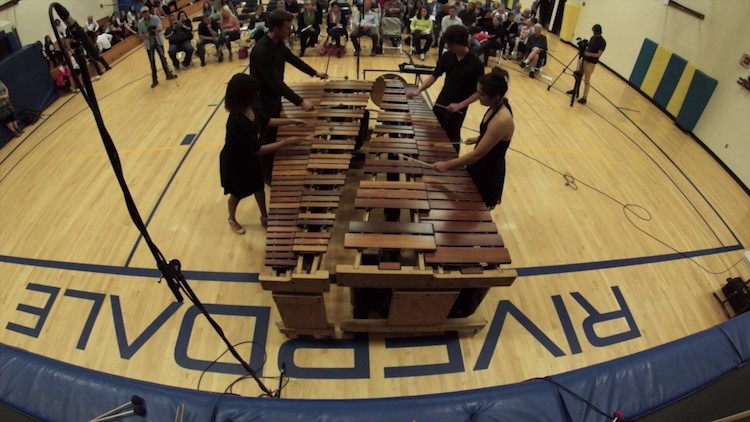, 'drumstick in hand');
434,103,466,115
397,154,432,167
